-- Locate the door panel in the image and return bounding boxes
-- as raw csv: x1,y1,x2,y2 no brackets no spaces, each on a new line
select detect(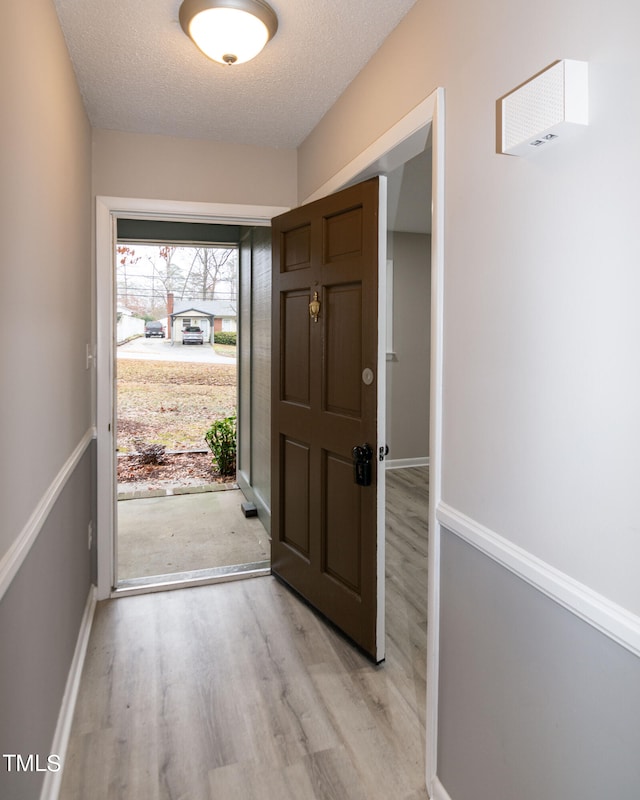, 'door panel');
324,283,363,418
281,291,311,406
282,437,311,557
324,206,363,262
271,177,383,660
282,224,311,271
323,450,361,592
